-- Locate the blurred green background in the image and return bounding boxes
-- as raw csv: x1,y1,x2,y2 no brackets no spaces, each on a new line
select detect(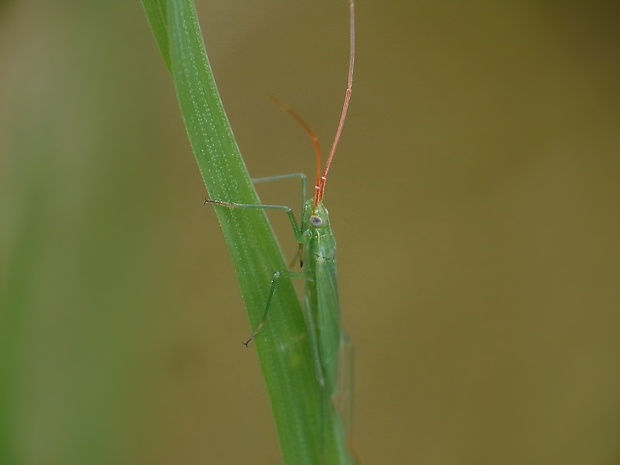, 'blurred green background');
2,1,620,464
